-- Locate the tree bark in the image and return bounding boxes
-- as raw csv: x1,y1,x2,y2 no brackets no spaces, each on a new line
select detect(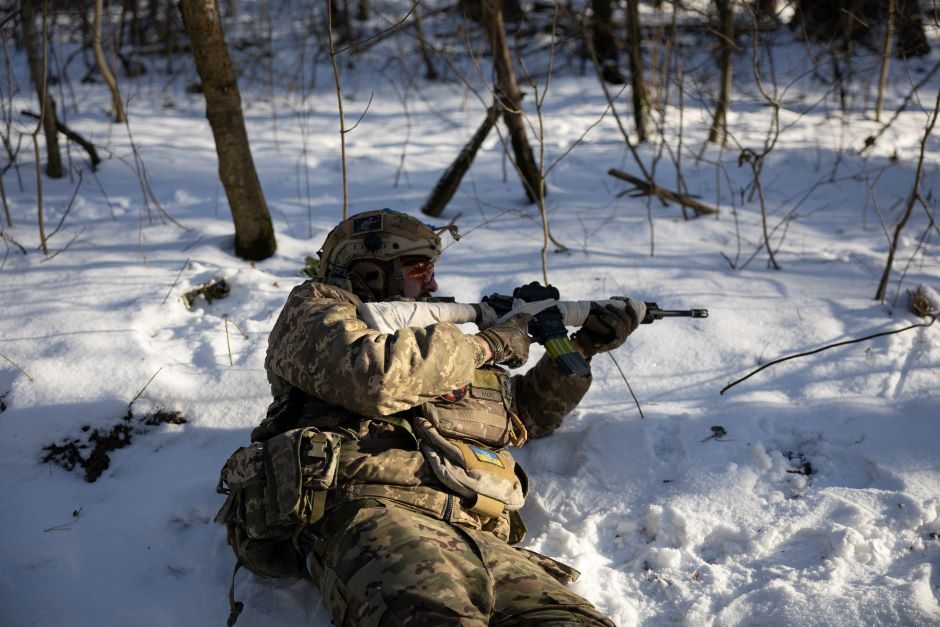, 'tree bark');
421,107,501,217
20,0,63,179
624,0,648,142
93,0,127,123
592,0,623,84
179,0,276,261
482,0,542,204
708,0,733,144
